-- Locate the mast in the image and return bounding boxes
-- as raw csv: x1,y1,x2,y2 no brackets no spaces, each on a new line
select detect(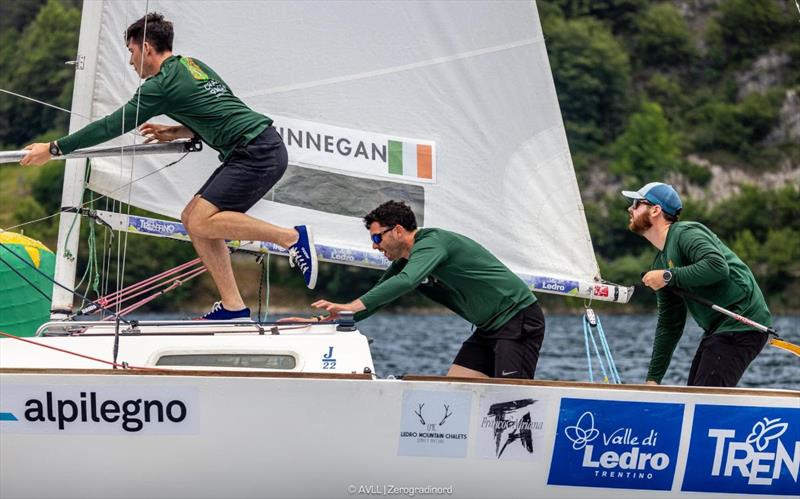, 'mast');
50,1,104,318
